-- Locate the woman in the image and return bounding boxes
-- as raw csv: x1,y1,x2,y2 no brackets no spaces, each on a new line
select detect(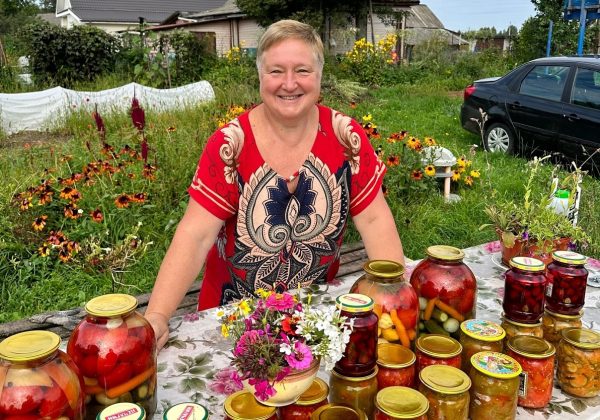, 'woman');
145,20,404,349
